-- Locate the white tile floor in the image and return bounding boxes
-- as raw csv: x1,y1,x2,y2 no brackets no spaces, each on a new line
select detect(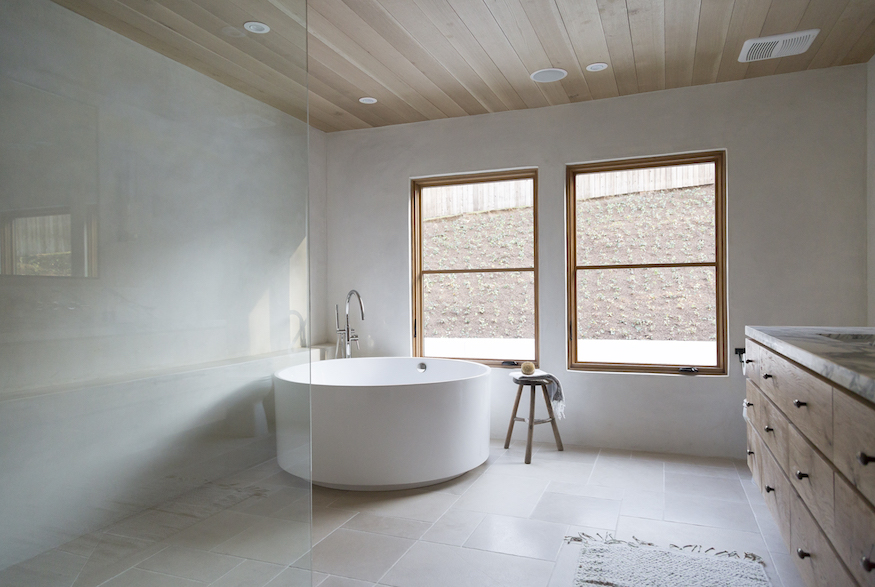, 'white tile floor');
0,440,805,587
